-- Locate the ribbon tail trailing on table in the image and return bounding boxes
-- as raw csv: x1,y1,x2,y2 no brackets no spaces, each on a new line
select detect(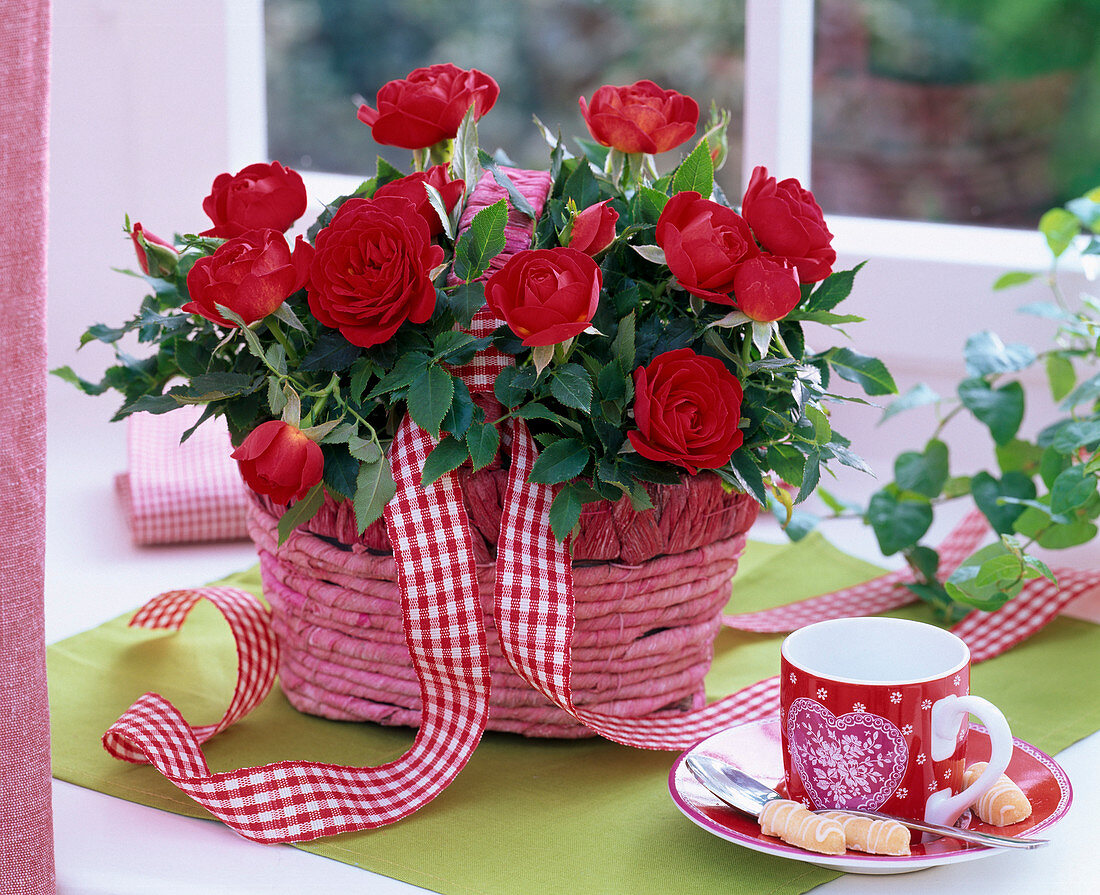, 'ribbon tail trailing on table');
101,167,1100,843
